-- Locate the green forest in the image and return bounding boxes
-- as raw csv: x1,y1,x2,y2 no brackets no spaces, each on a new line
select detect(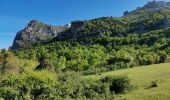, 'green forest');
1,1,170,100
